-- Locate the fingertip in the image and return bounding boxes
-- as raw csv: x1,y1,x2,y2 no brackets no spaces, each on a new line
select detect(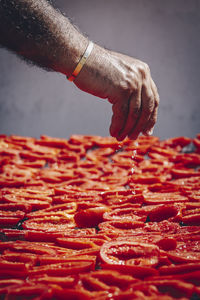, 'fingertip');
116,134,126,141
109,123,117,138
143,128,154,136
